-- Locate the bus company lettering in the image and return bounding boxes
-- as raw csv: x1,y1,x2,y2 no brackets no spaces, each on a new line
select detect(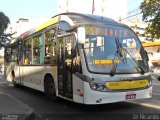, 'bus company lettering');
105,29,127,37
